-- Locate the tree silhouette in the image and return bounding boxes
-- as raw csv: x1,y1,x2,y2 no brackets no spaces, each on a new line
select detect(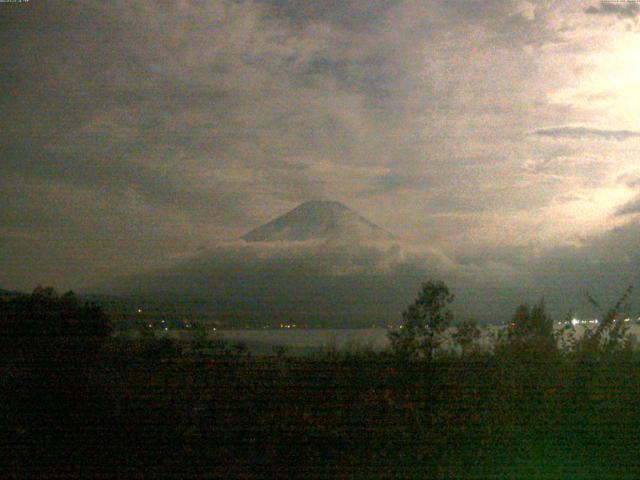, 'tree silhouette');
507,300,553,341
499,300,558,364
0,287,112,342
389,280,454,360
